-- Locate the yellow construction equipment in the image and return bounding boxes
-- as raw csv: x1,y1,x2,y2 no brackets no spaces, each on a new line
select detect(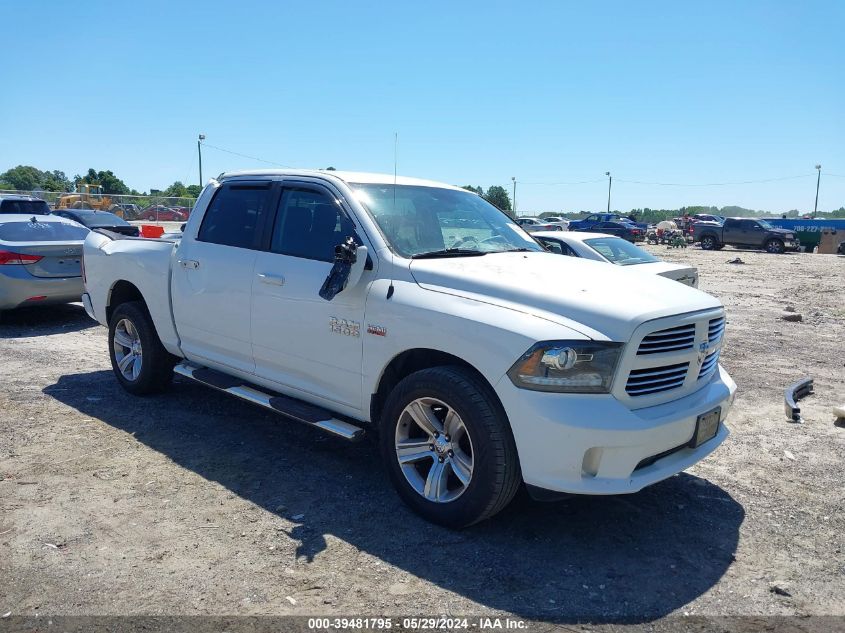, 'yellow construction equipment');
56,183,119,214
